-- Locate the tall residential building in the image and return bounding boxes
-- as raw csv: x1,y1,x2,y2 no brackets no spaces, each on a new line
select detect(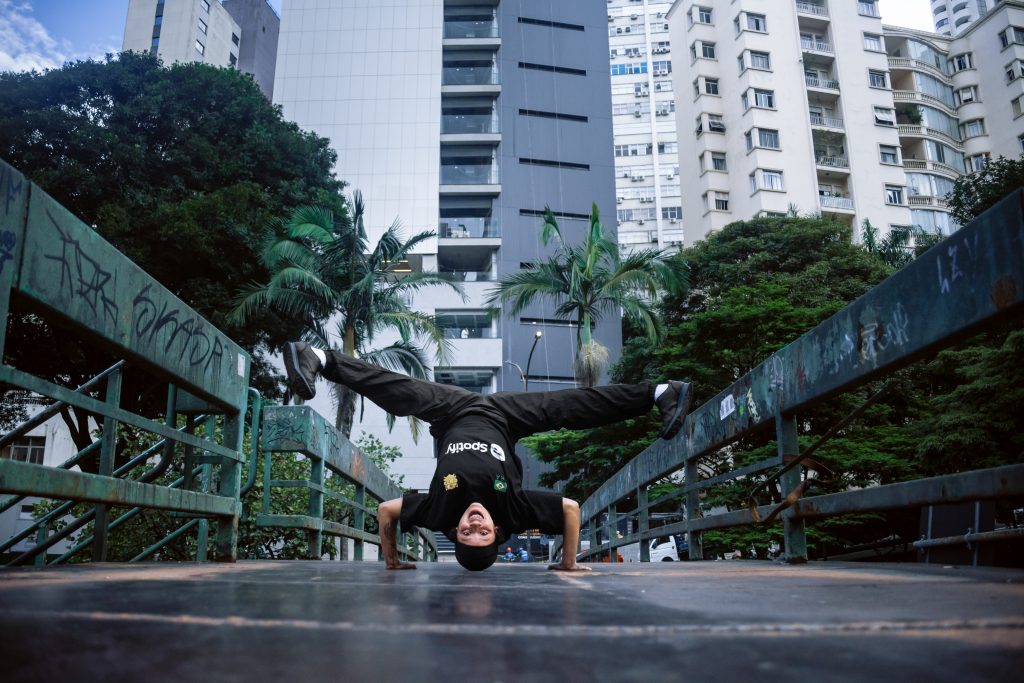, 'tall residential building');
930,0,990,35
123,0,279,99
668,0,911,244
608,0,685,250
274,0,619,491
